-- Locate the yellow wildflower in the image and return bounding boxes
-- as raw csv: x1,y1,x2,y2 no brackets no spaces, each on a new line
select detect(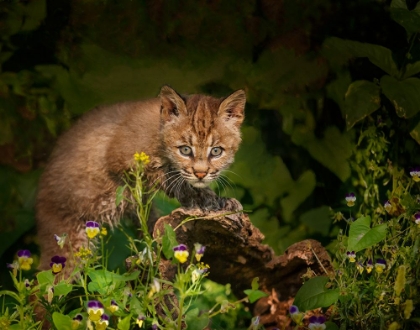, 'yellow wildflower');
173,244,189,264
134,152,150,165
17,250,33,271
74,247,92,260
100,226,108,236
85,221,100,239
